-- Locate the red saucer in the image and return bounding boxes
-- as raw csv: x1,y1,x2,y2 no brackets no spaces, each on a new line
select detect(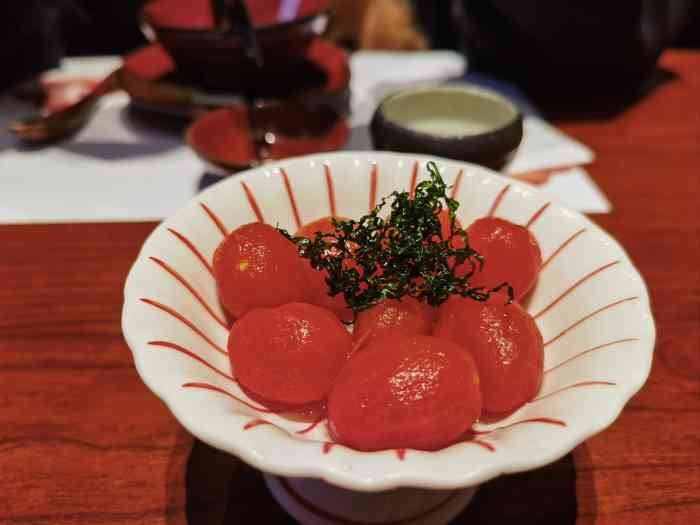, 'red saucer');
186,103,349,173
